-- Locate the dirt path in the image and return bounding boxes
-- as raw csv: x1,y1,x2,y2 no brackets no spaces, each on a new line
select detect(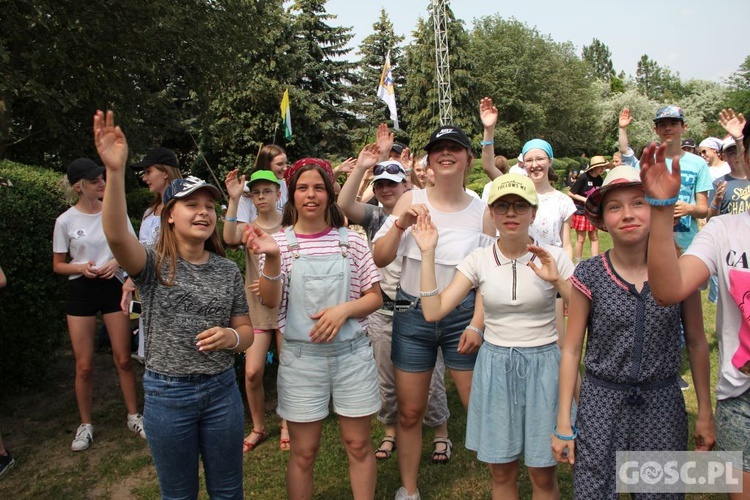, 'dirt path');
0,345,157,498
